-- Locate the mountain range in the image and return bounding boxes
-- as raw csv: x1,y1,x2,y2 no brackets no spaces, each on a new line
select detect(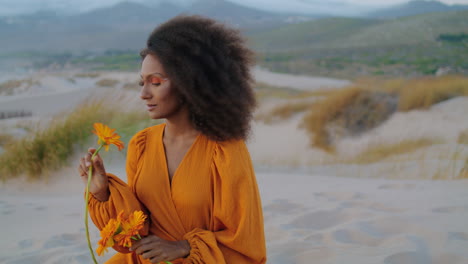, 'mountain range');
367,0,468,18
0,0,467,53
